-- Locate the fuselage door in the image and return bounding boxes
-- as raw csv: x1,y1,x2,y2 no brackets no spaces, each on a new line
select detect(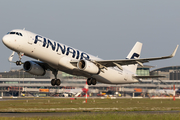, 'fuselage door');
28,36,34,45
26,32,34,45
